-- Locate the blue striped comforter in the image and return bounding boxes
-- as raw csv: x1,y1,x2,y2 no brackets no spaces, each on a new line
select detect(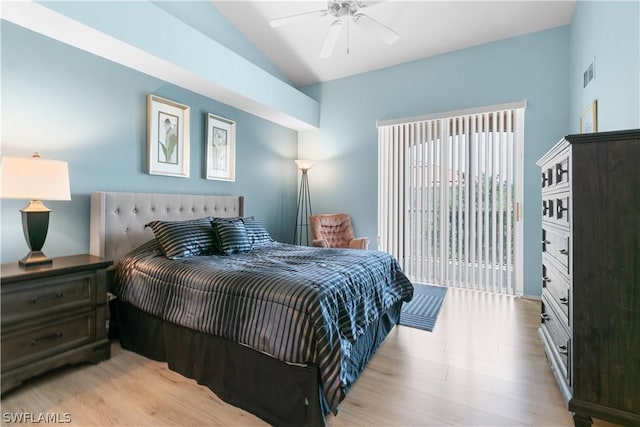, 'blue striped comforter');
113,240,413,412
